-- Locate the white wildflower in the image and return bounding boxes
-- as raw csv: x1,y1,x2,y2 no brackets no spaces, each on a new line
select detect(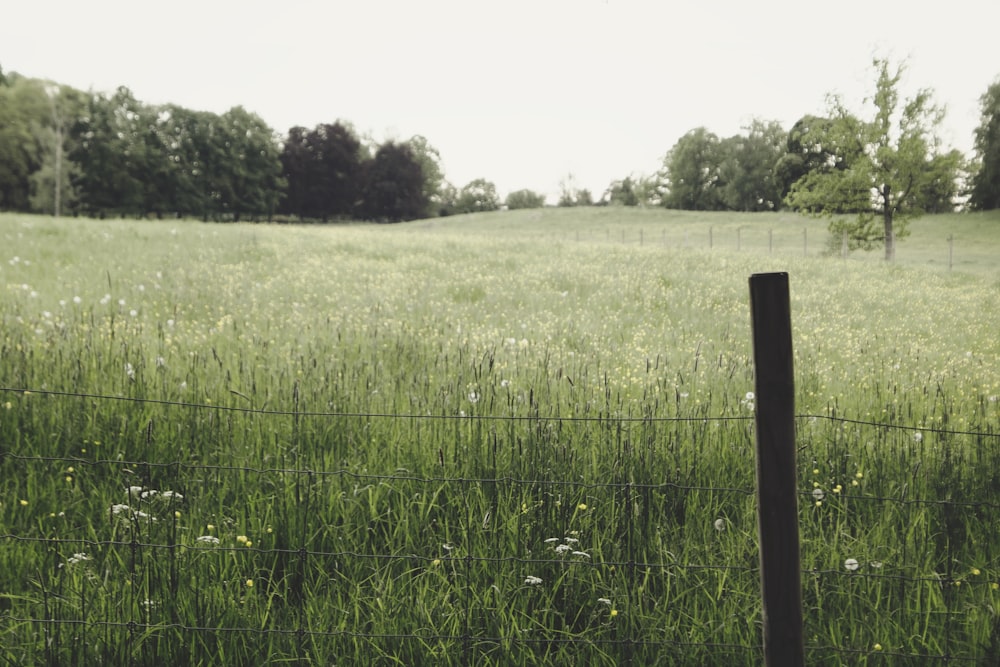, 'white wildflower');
714,518,726,532
844,558,859,571
913,431,923,442
597,597,612,606
67,553,91,565
196,535,220,545
555,544,571,555
524,576,543,586
812,488,825,501
571,551,590,558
